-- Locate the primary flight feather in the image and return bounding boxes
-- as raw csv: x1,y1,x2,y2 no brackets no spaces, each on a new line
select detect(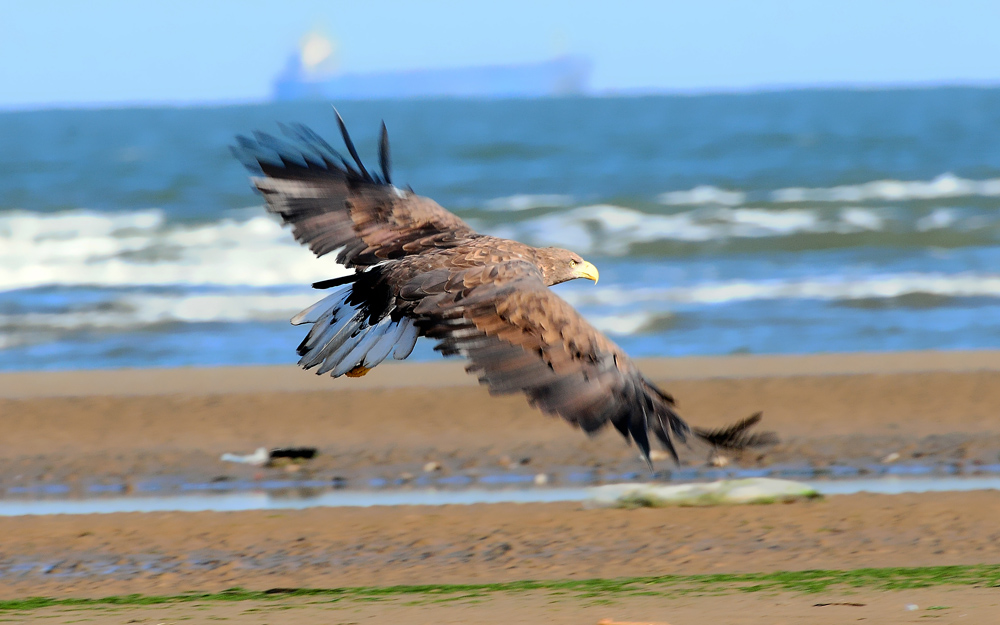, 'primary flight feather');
233,110,774,465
